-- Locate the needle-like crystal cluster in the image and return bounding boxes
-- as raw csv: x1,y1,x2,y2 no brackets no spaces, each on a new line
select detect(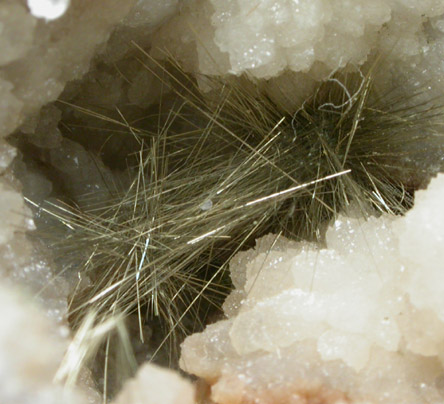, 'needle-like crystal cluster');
0,1,443,404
